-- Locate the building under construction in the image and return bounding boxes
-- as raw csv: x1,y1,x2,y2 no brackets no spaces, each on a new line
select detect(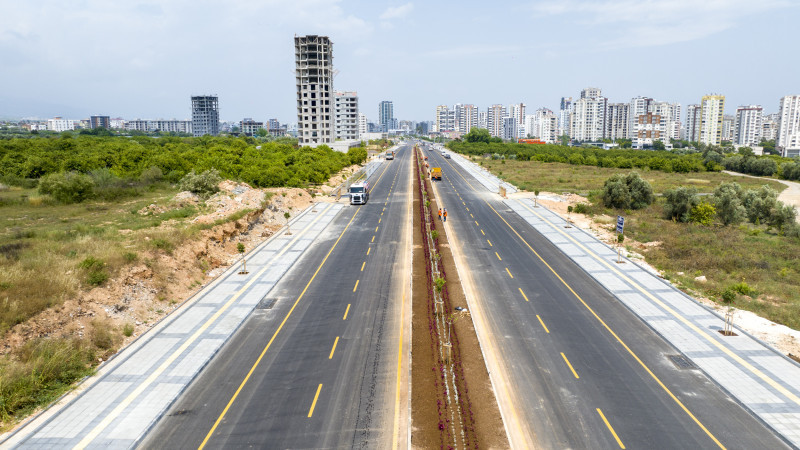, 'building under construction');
295,35,334,146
